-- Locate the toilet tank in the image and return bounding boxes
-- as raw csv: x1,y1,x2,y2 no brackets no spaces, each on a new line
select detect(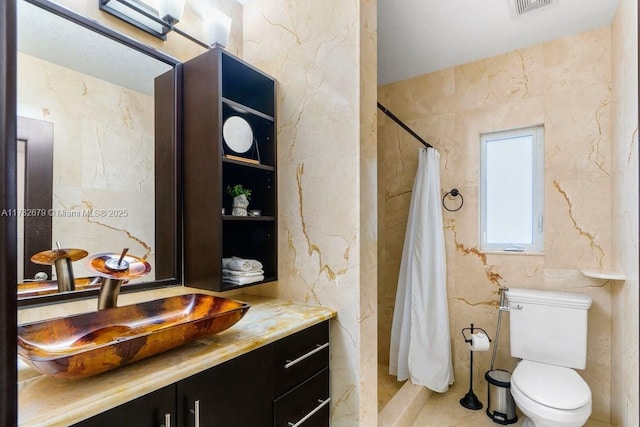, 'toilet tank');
506,288,592,369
